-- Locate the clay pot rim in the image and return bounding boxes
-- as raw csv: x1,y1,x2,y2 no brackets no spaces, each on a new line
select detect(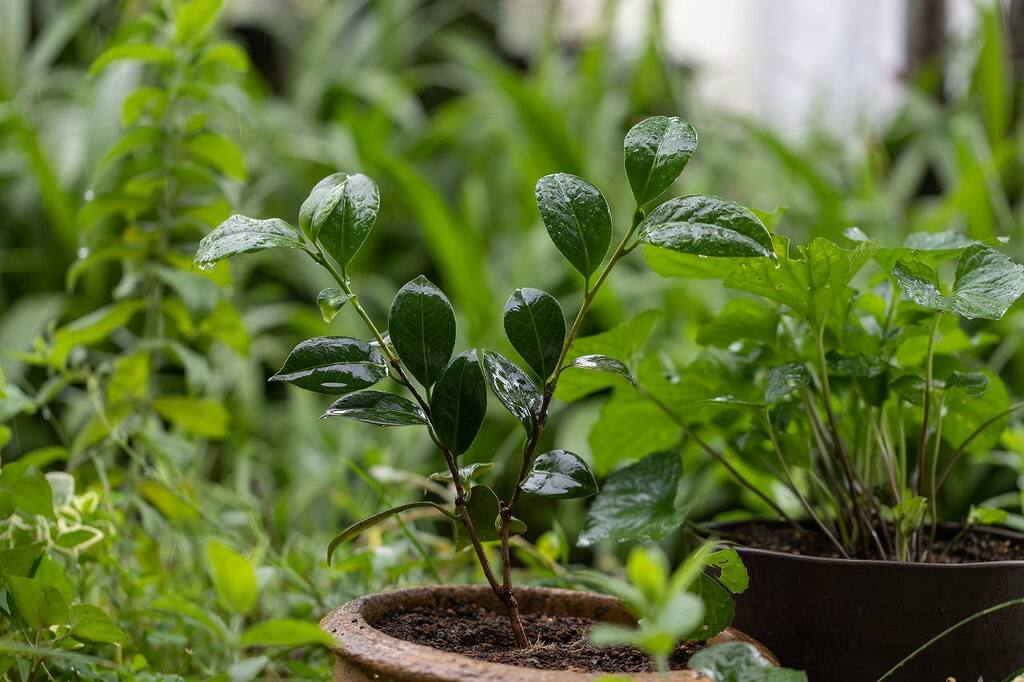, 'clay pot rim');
320,584,779,681
704,519,1024,569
